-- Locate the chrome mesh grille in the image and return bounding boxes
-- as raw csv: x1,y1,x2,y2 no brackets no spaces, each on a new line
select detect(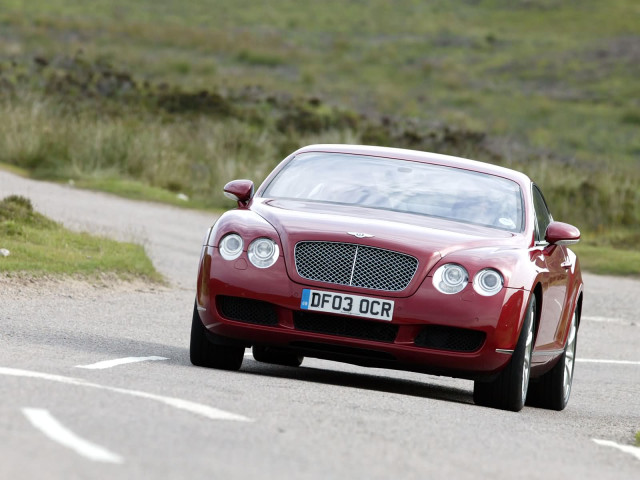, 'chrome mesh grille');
294,241,418,292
